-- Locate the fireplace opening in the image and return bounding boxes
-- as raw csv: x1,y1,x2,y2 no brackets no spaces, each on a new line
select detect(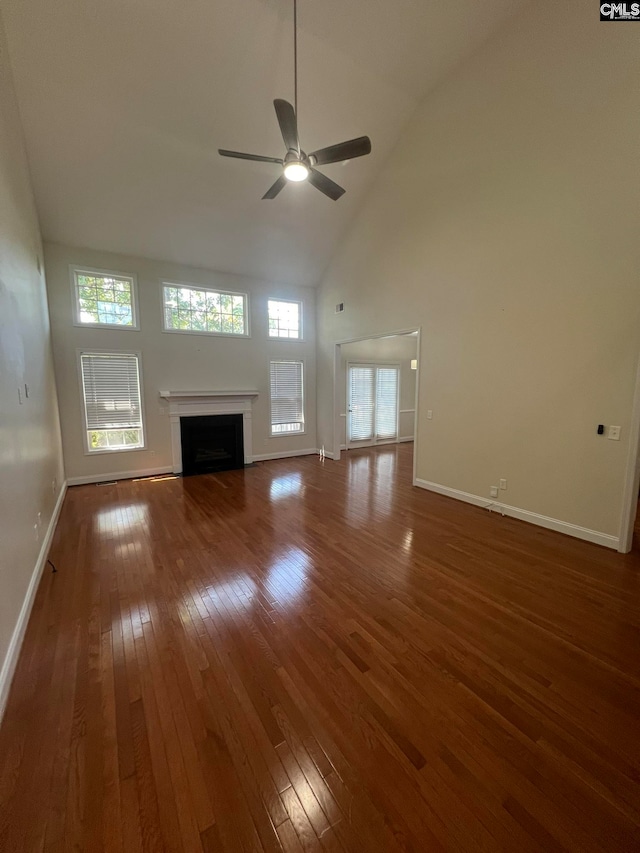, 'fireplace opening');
180,414,244,475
